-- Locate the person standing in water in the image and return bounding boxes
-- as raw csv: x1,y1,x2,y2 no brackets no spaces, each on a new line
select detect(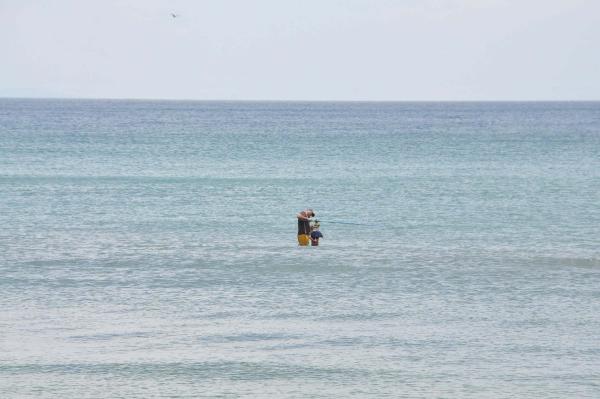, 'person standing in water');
297,208,315,246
